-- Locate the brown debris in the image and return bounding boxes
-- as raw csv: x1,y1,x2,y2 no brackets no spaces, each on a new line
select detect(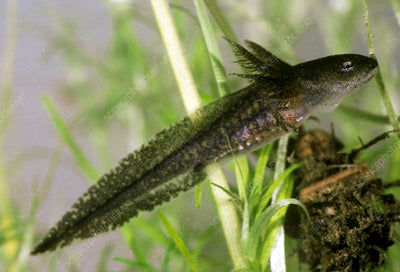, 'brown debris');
287,129,400,272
